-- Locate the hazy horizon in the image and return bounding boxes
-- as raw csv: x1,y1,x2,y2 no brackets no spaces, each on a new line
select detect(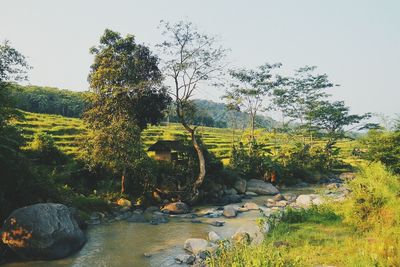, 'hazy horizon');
1,0,399,118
